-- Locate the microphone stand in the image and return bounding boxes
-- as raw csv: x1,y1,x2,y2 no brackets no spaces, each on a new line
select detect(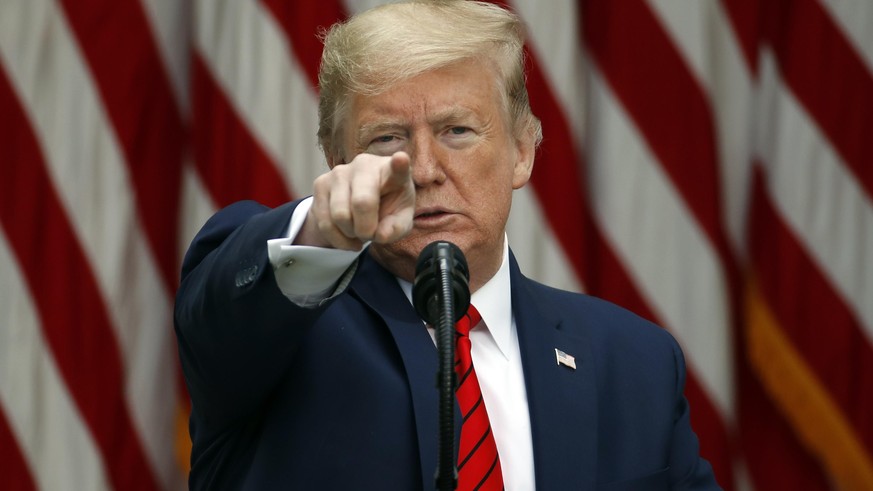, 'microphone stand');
434,250,458,491
412,241,470,491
